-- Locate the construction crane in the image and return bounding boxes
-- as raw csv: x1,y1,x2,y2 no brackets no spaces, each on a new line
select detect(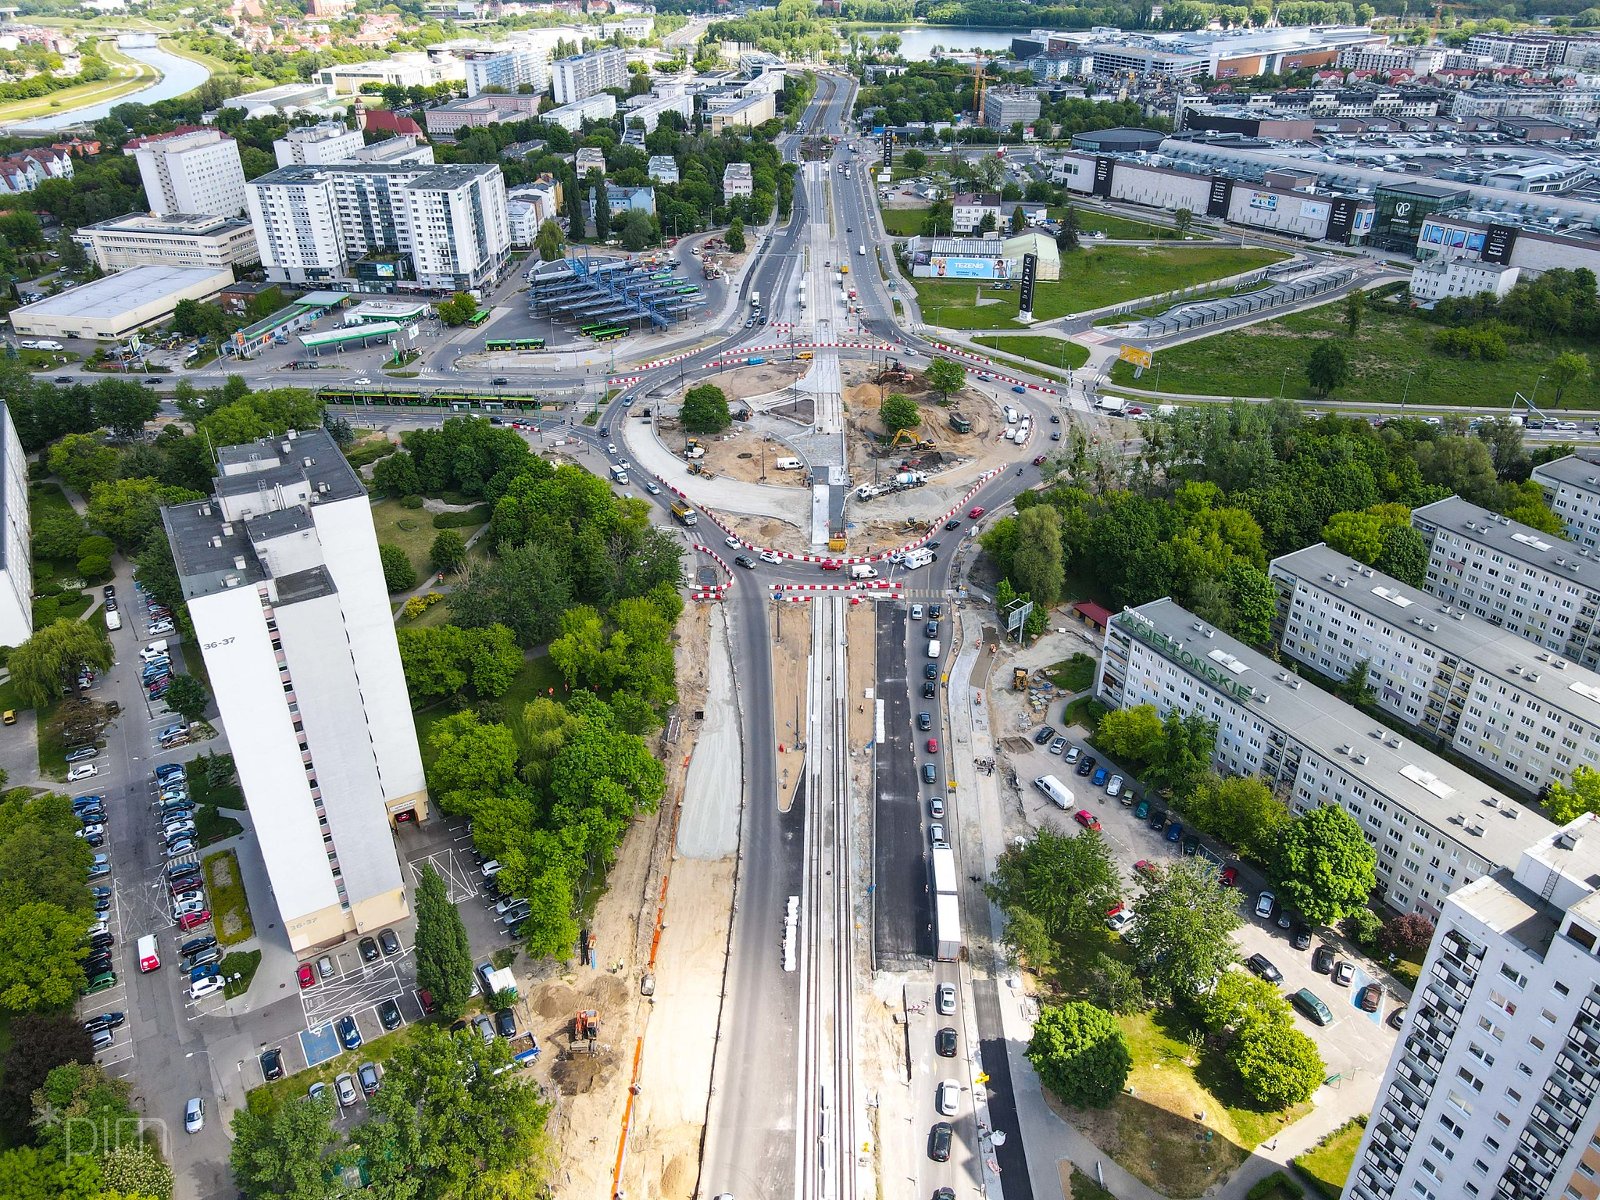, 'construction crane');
973,53,996,125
